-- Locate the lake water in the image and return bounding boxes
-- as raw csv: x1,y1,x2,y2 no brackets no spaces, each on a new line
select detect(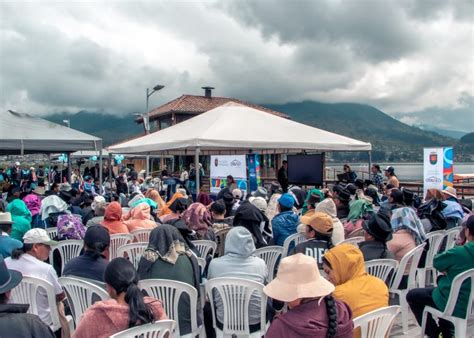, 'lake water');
327,162,474,182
